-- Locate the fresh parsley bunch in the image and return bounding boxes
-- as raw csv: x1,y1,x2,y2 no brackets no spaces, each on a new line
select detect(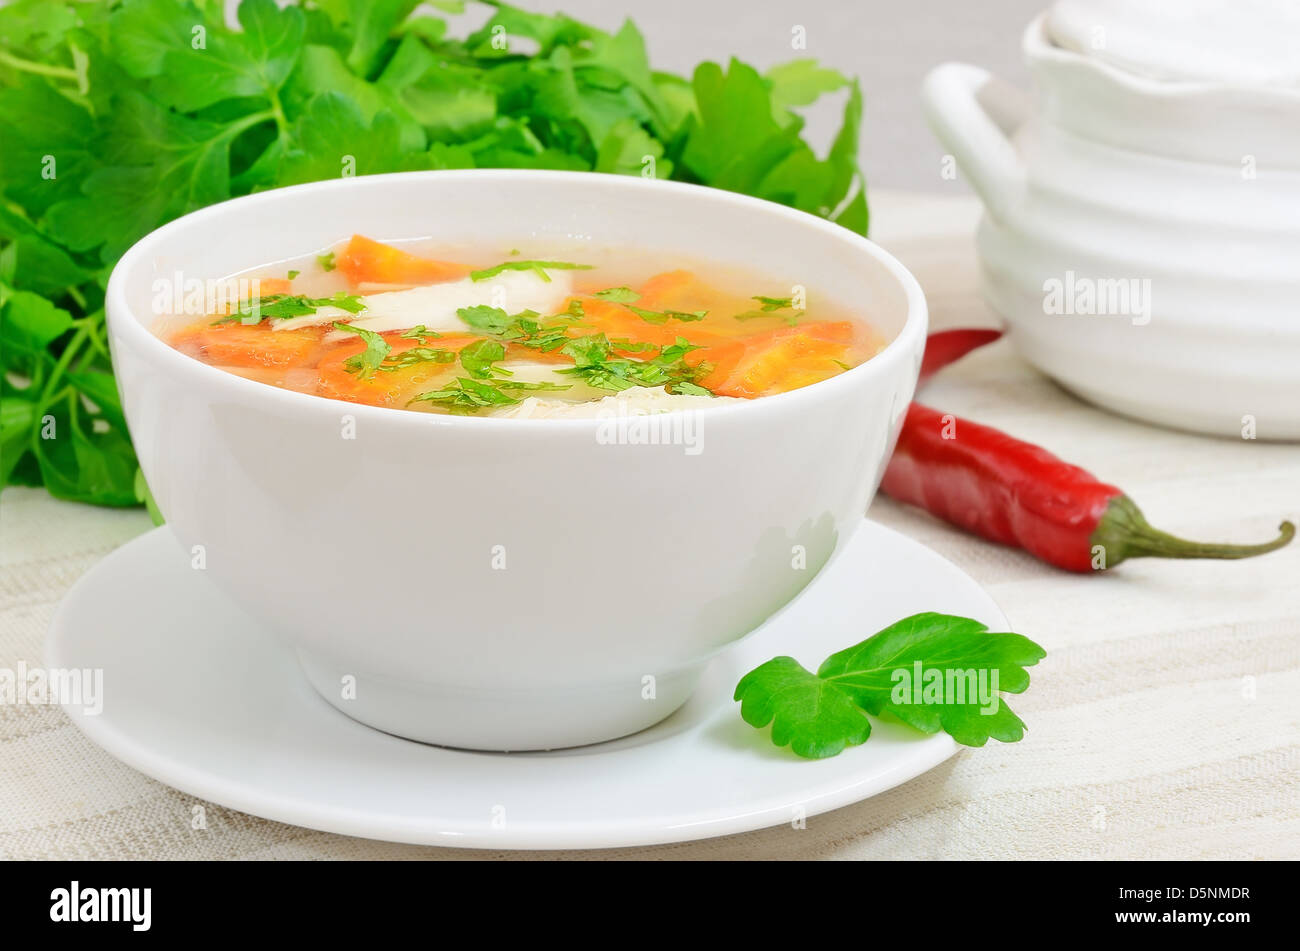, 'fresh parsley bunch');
0,0,867,509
